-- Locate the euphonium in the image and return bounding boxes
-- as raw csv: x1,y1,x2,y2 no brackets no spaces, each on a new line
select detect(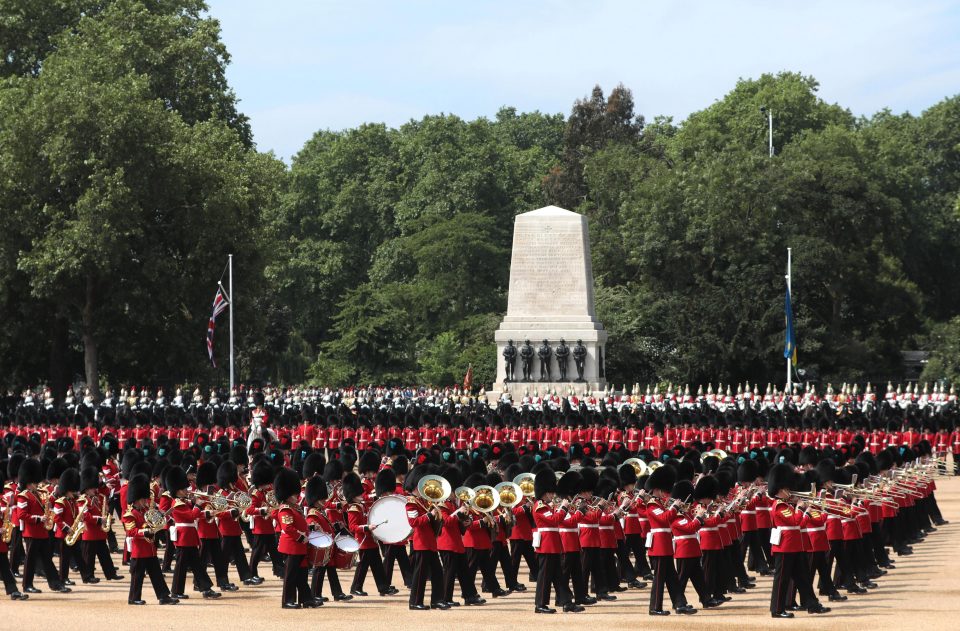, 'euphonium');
495,482,522,509
513,473,536,498
417,475,452,504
